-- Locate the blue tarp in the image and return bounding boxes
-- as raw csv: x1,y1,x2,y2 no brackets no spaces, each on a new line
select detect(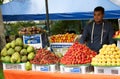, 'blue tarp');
1,0,120,21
